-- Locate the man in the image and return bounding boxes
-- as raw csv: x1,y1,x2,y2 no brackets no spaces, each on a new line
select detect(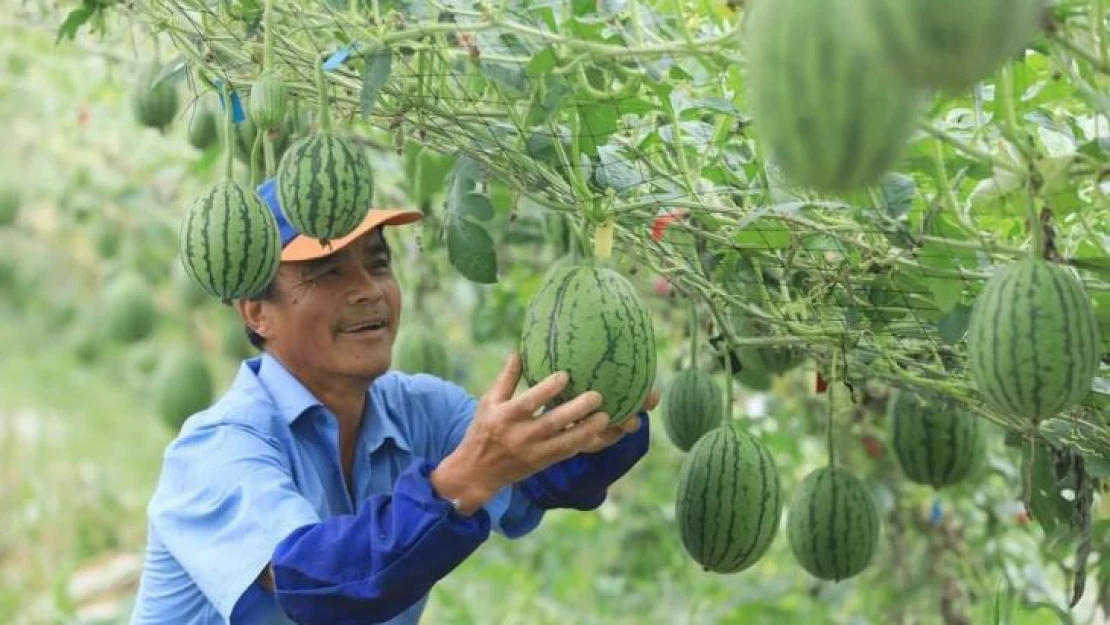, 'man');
129,177,657,625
